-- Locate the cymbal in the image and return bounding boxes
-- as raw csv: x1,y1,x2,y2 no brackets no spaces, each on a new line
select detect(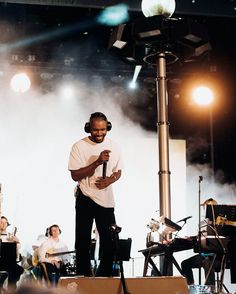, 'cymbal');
201,198,218,206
